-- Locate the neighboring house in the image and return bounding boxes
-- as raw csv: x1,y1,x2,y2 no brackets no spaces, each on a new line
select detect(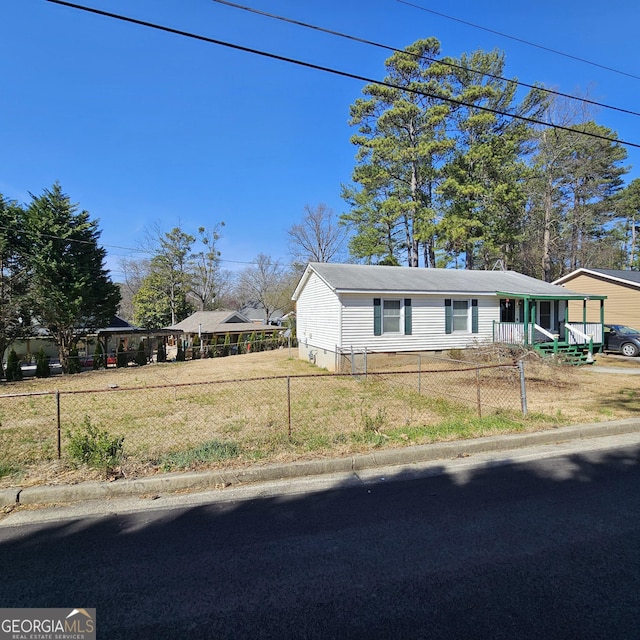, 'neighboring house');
553,268,640,328
3,316,175,369
239,302,286,325
169,310,281,351
292,263,606,371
